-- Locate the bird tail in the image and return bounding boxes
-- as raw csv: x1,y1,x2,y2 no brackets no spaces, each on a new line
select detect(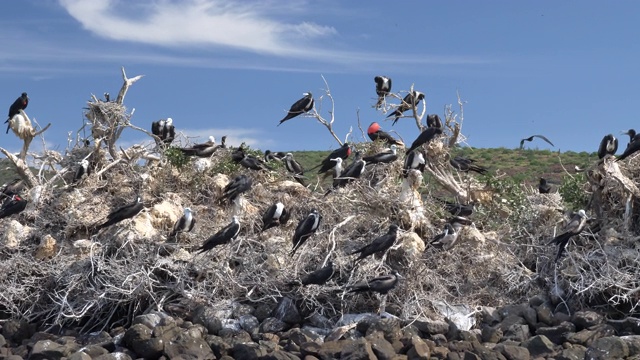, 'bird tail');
547,232,571,246
179,148,197,157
